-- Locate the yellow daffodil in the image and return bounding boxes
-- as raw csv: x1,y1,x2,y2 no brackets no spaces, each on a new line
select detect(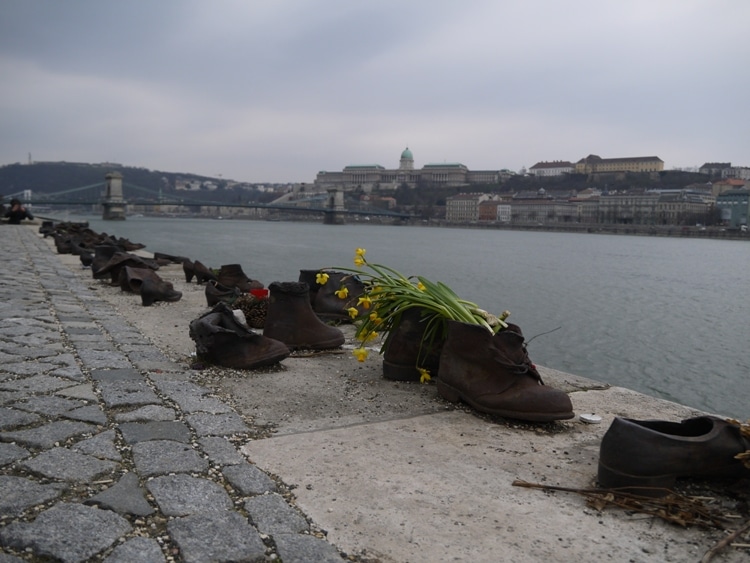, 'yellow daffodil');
357,330,378,343
417,367,432,383
316,272,330,285
334,286,349,299
352,347,369,362
335,248,509,376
